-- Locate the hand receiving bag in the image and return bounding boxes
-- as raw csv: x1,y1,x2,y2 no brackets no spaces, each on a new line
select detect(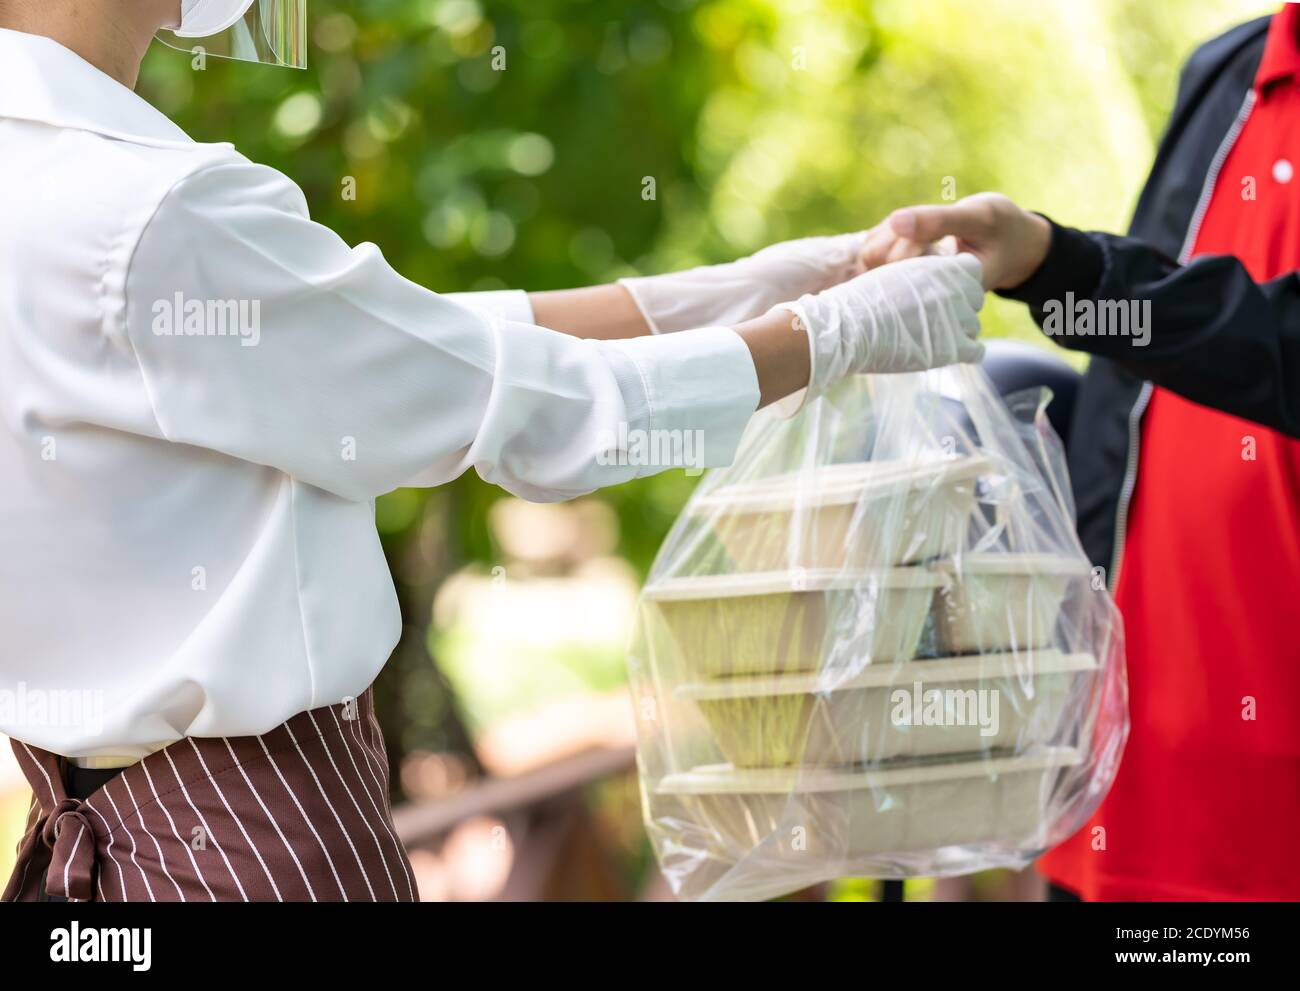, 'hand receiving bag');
627,365,1128,902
